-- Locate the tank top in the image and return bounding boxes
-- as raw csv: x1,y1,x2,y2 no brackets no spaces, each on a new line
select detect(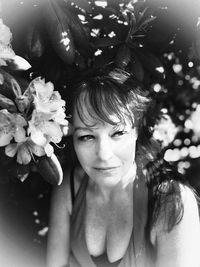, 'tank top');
69,171,154,267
